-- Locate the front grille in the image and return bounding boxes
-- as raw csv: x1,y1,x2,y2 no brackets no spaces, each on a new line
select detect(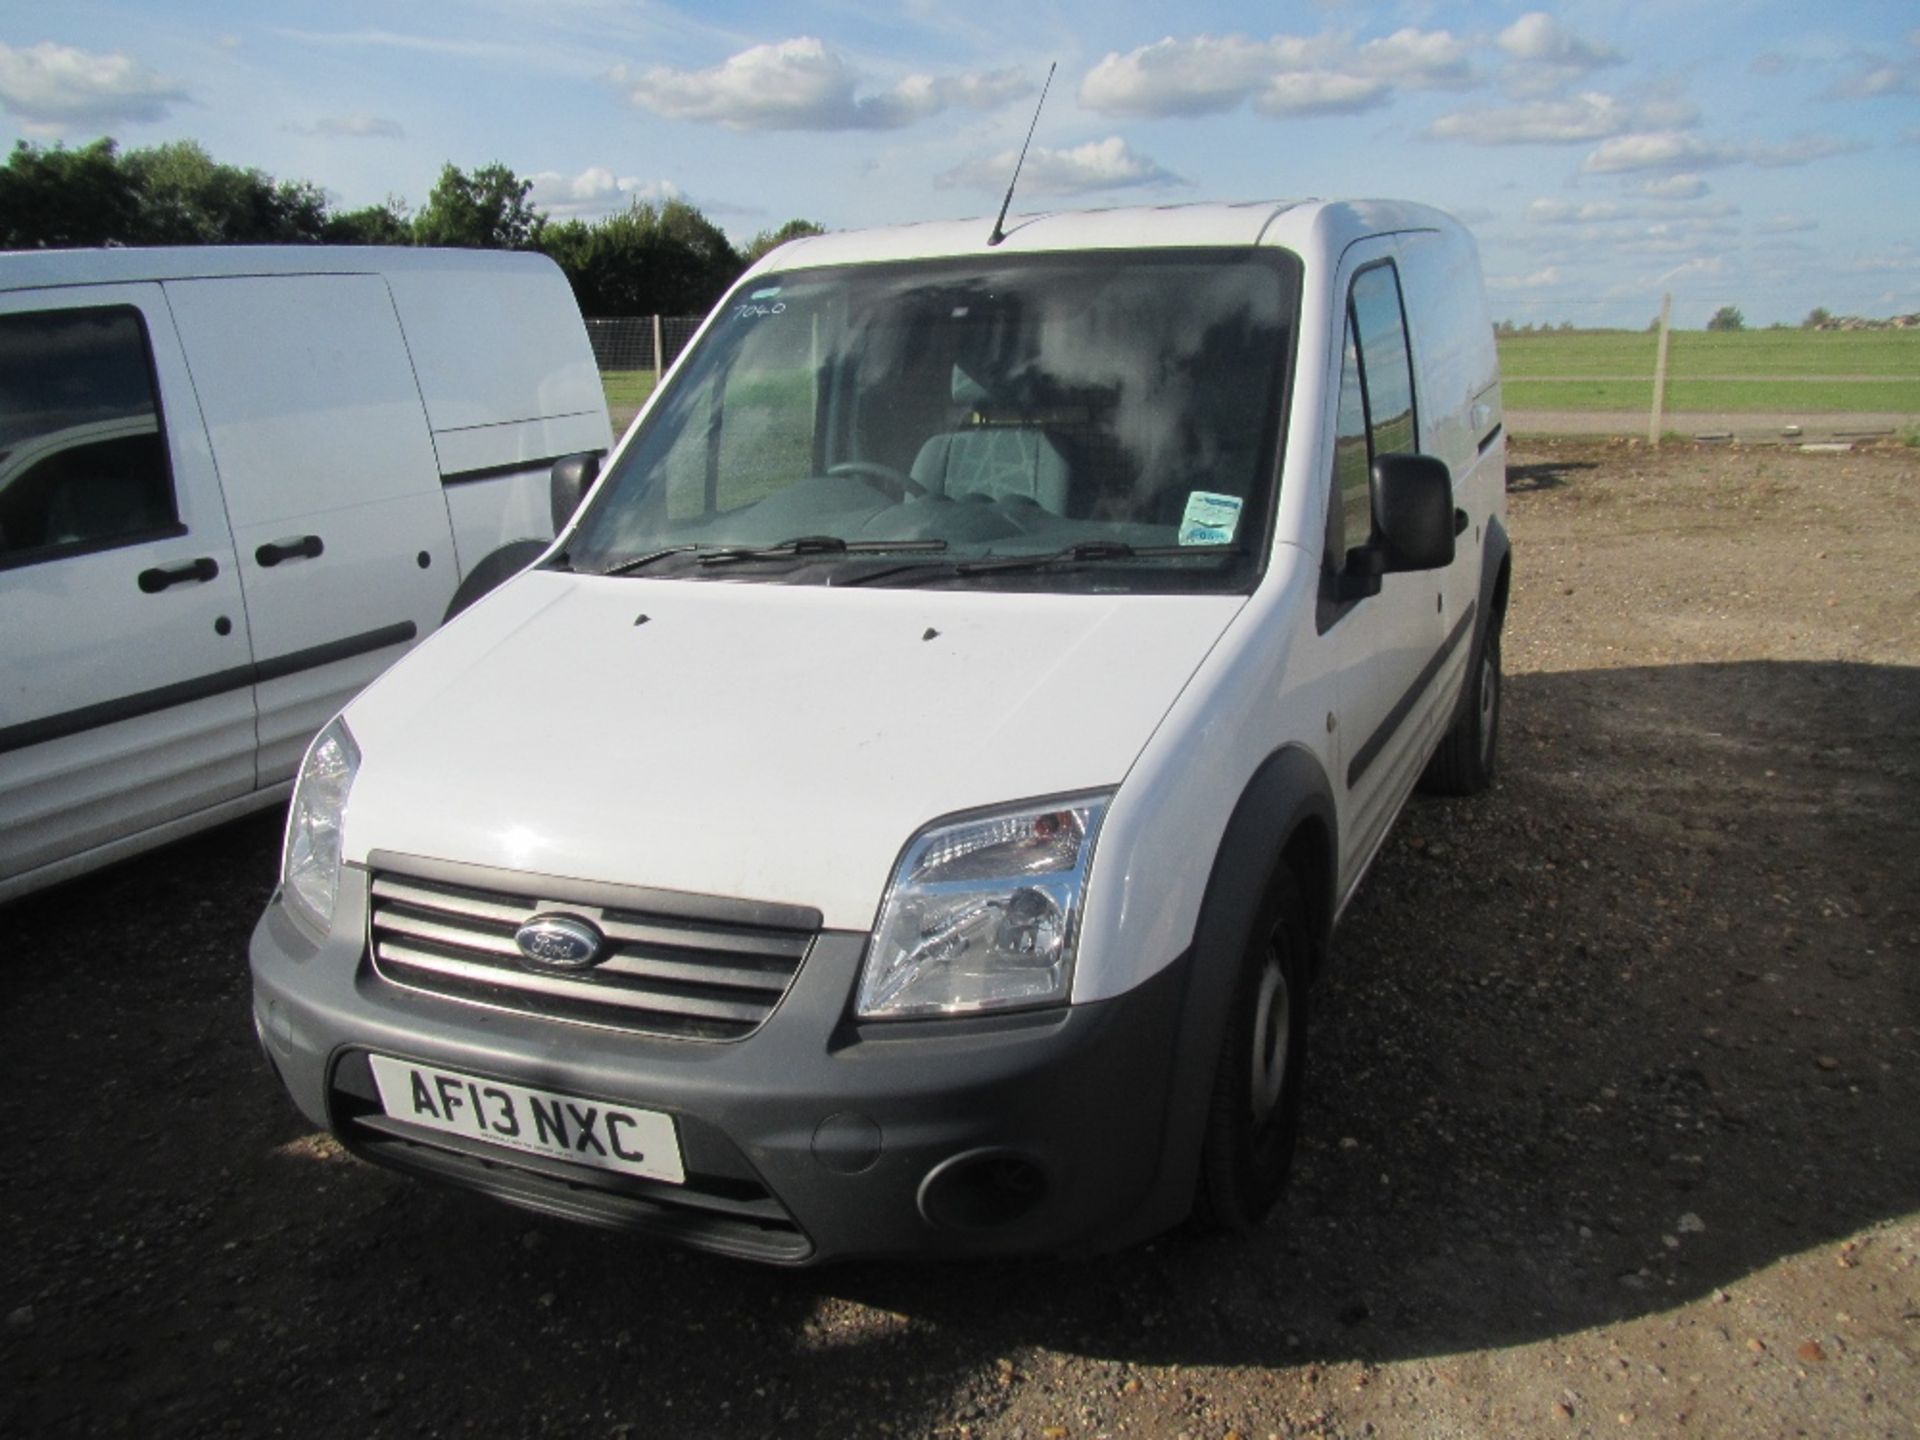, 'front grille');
367,870,814,1040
